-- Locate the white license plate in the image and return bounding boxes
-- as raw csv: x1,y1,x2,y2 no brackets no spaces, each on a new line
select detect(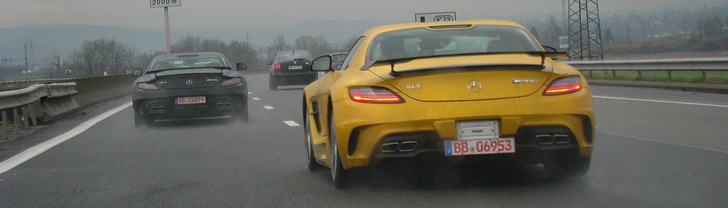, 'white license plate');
175,96,206,105
457,120,499,140
288,65,303,70
445,137,515,156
